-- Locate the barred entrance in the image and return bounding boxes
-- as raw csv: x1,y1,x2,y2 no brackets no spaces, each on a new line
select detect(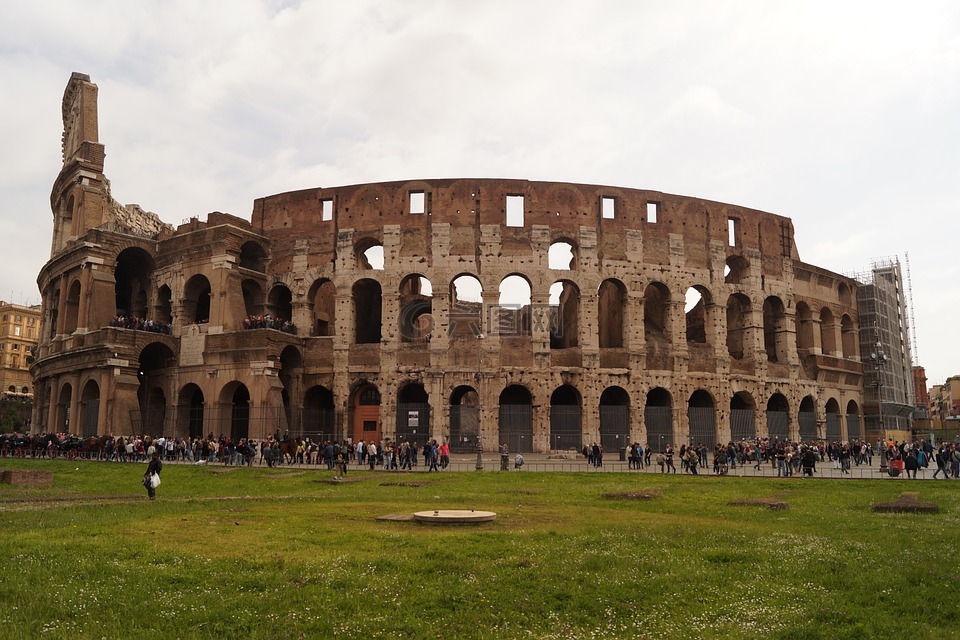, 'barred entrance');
303,385,336,442
599,386,630,454
846,413,861,440
687,390,716,448
645,388,673,452
397,383,430,445
730,392,756,442
798,411,817,442
499,385,532,453
767,411,789,441
825,413,840,442
449,385,480,453
550,385,581,451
